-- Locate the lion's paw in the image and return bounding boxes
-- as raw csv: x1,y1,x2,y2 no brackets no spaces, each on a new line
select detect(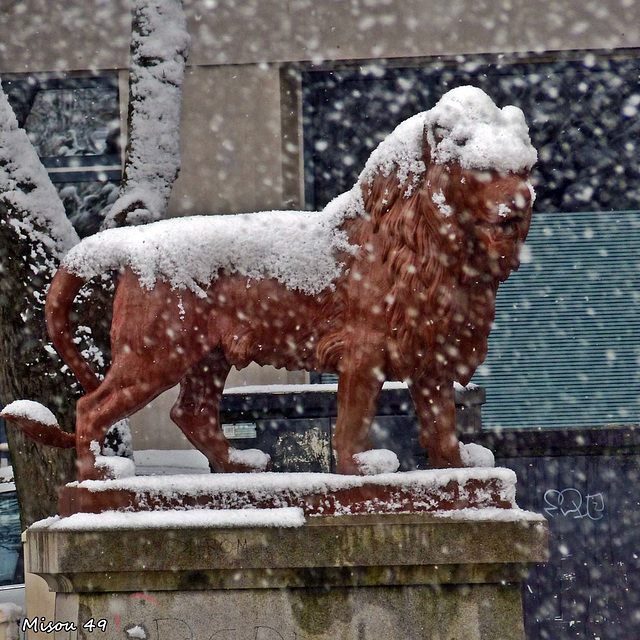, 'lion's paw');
228,448,271,473
94,455,136,479
459,442,495,468
353,449,400,475
91,441,136,479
